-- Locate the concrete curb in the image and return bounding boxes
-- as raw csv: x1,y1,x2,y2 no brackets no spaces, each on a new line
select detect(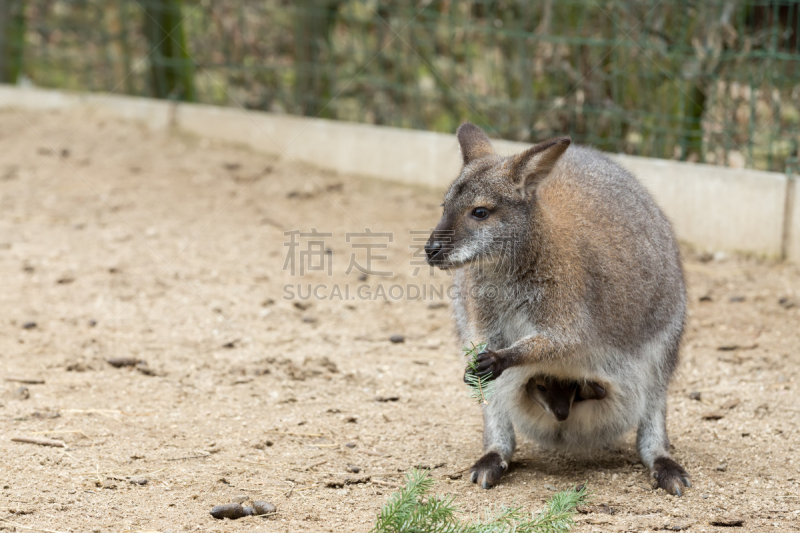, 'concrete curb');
1,84,796,260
